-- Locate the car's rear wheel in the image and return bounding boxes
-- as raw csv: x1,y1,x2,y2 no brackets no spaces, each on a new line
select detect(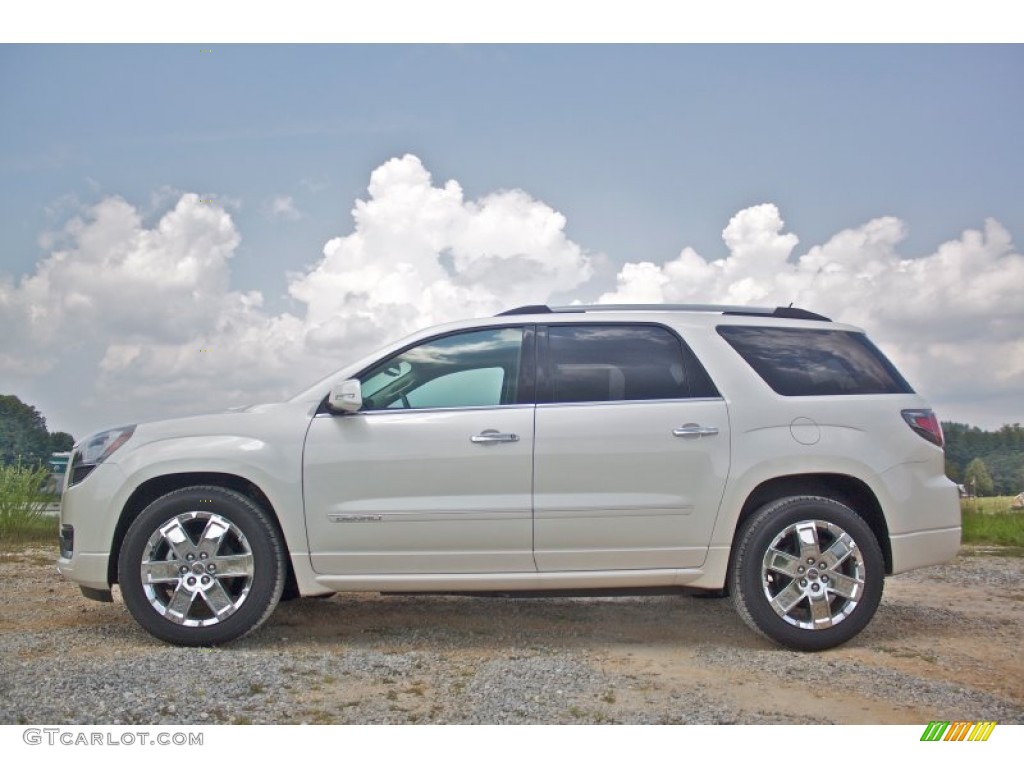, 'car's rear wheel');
730,496,884,651
118,486,285,646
